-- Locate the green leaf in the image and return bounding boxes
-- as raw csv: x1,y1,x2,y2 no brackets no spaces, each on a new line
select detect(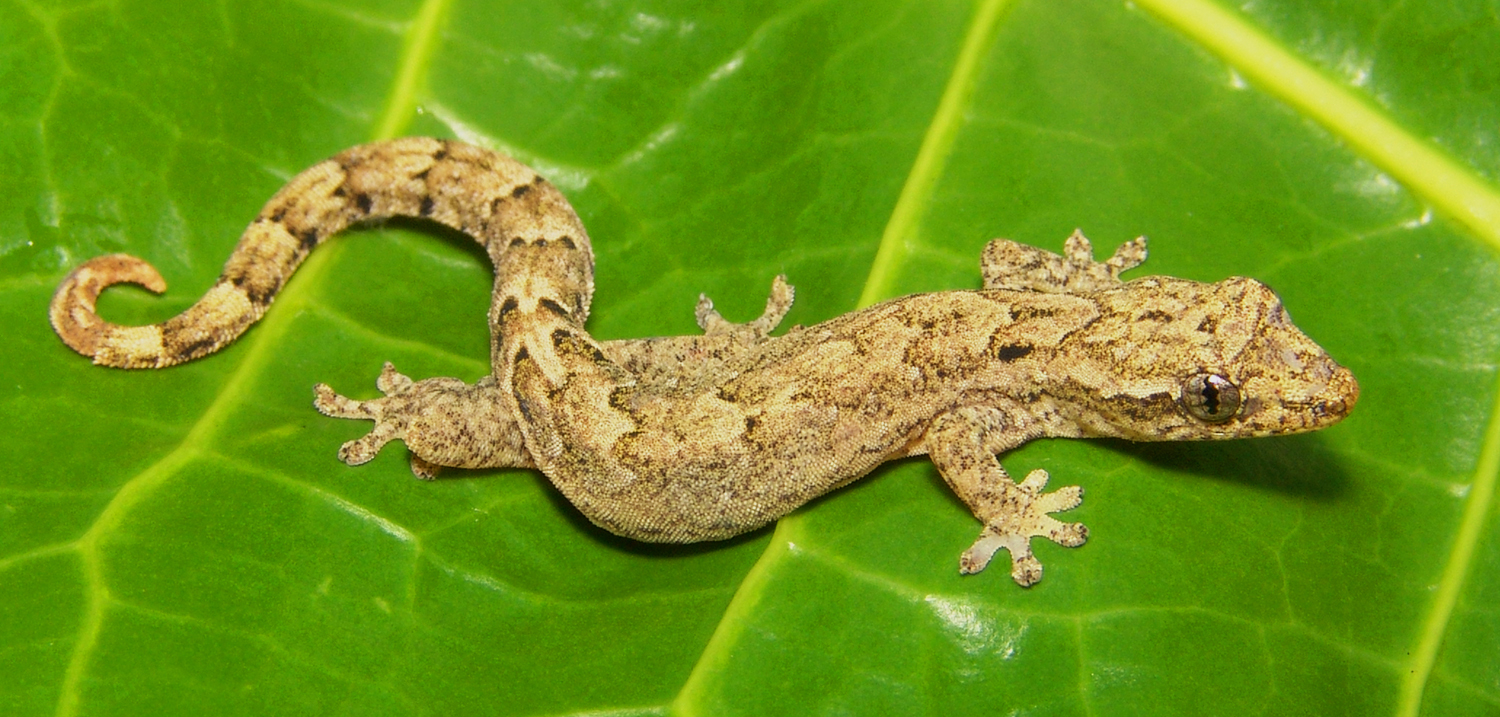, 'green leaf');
3,0,1498,715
